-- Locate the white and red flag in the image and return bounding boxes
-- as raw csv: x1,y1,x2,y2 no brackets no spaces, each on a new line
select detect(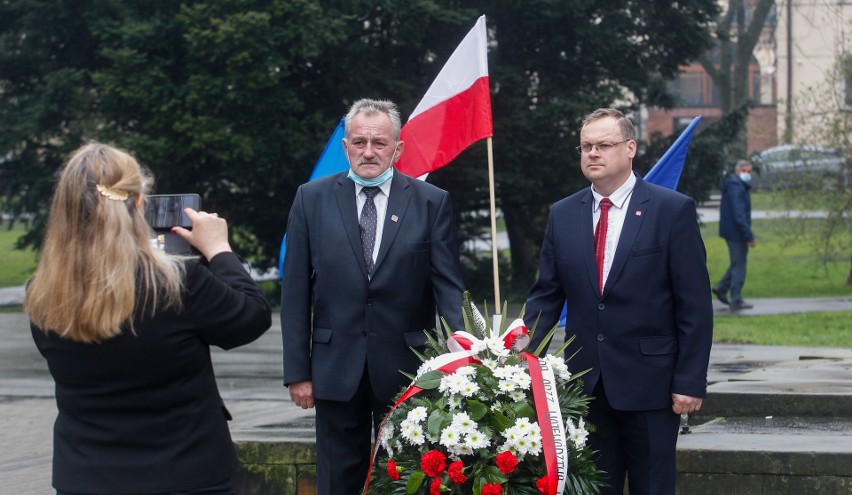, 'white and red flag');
396,15,492,178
